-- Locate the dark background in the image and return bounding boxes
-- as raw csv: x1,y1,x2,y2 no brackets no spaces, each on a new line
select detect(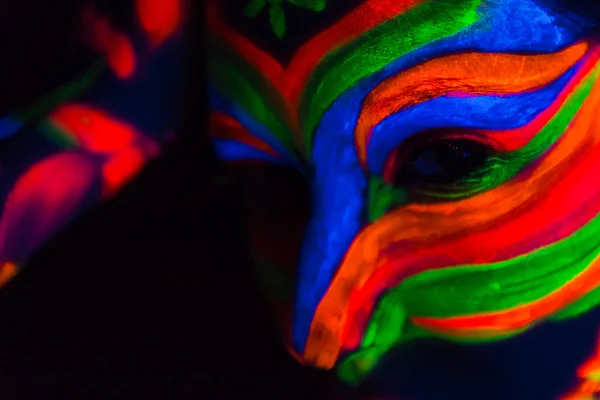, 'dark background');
0,2,331,399
0,121,330,400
